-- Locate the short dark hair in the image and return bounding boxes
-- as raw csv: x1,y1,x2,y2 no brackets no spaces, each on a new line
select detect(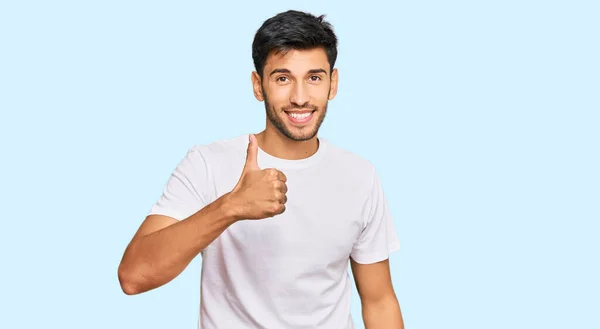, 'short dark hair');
252,10,338,78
